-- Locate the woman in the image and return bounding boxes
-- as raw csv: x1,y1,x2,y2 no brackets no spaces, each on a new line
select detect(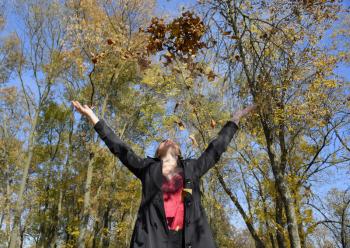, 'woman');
71,100,256,248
